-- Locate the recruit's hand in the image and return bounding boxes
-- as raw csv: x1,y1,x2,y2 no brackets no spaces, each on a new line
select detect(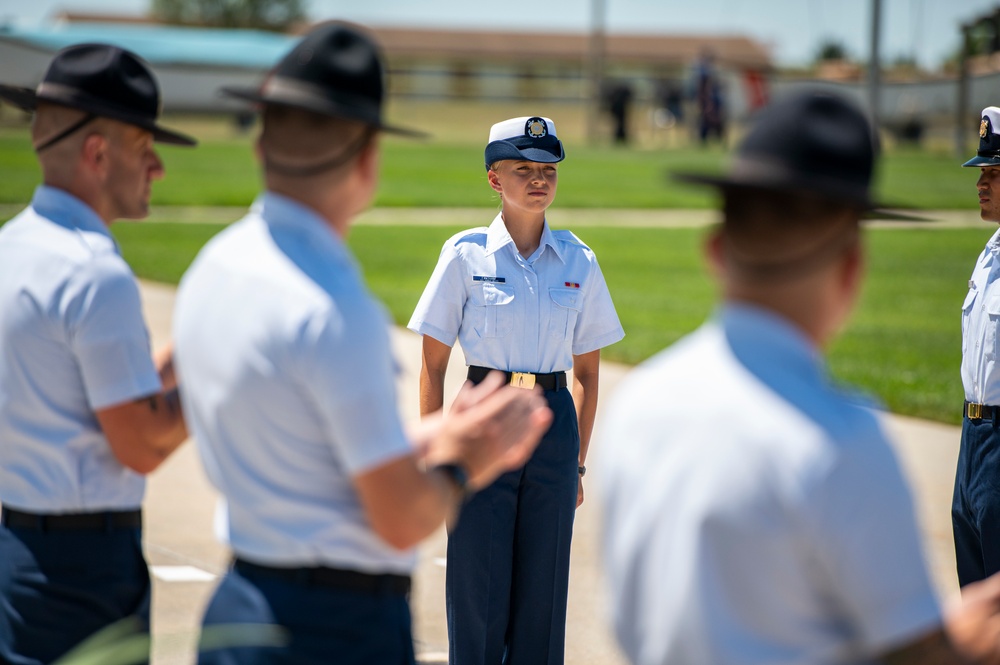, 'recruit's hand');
425,371,552,491
944,572,1000,664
